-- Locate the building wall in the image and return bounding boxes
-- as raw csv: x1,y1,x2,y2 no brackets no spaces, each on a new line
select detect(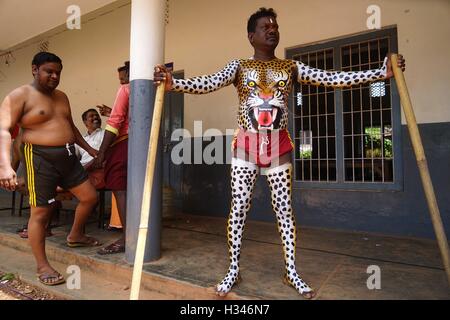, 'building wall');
0,0,449,238
165,0,450,134
0,0,118,49
1,0,449,130
0,2,132,131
